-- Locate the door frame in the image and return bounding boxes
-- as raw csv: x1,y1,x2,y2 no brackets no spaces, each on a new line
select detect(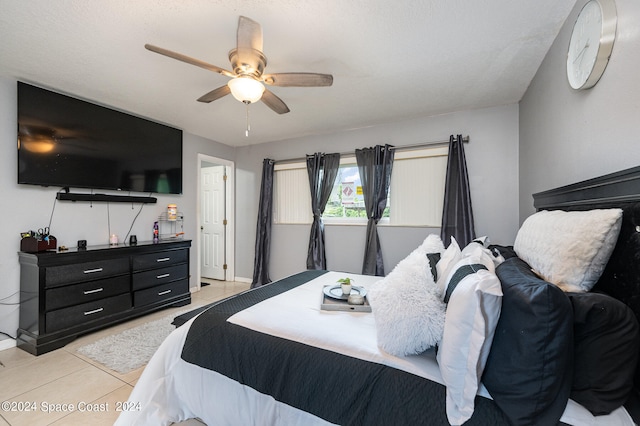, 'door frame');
196,154,235,289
